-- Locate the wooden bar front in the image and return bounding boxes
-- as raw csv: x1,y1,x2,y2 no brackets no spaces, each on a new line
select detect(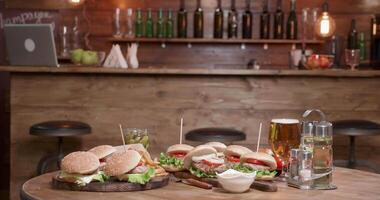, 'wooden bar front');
2,66,380,200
